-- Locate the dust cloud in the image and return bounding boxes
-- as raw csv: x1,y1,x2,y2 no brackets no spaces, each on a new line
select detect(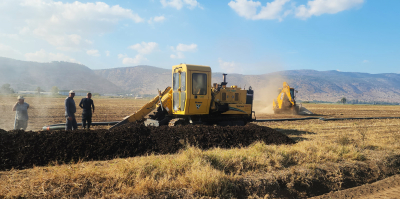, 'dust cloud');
252,75,286,115
28,96,63,131
0,96,16,131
